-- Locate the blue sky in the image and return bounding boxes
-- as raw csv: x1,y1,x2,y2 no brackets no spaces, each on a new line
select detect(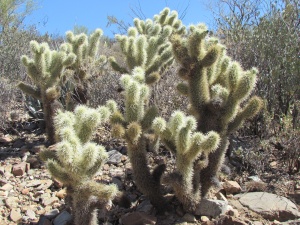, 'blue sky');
24,0,215,37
